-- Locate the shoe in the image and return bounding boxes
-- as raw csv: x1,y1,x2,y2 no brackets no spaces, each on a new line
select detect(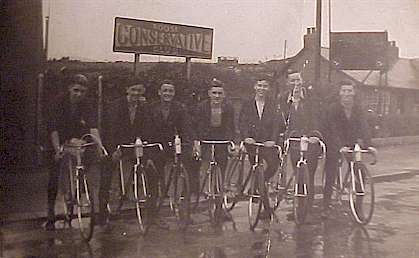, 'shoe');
184,217,195,225
151,218,170,230
259,210,272,221
286,212,295,221
321,209,331,219
219,210,233,222
45,220,55,231
96,213,108,227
